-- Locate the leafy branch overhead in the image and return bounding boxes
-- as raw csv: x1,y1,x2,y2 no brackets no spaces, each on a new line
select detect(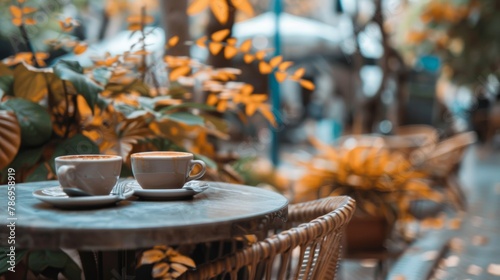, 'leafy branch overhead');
188,0,254,24
0,1,314,188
